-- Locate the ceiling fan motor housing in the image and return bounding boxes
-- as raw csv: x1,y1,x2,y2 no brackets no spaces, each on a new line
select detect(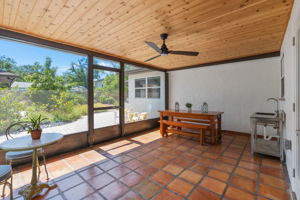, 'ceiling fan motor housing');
160,33,168,40
160,33,169,55
161,43,169,55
